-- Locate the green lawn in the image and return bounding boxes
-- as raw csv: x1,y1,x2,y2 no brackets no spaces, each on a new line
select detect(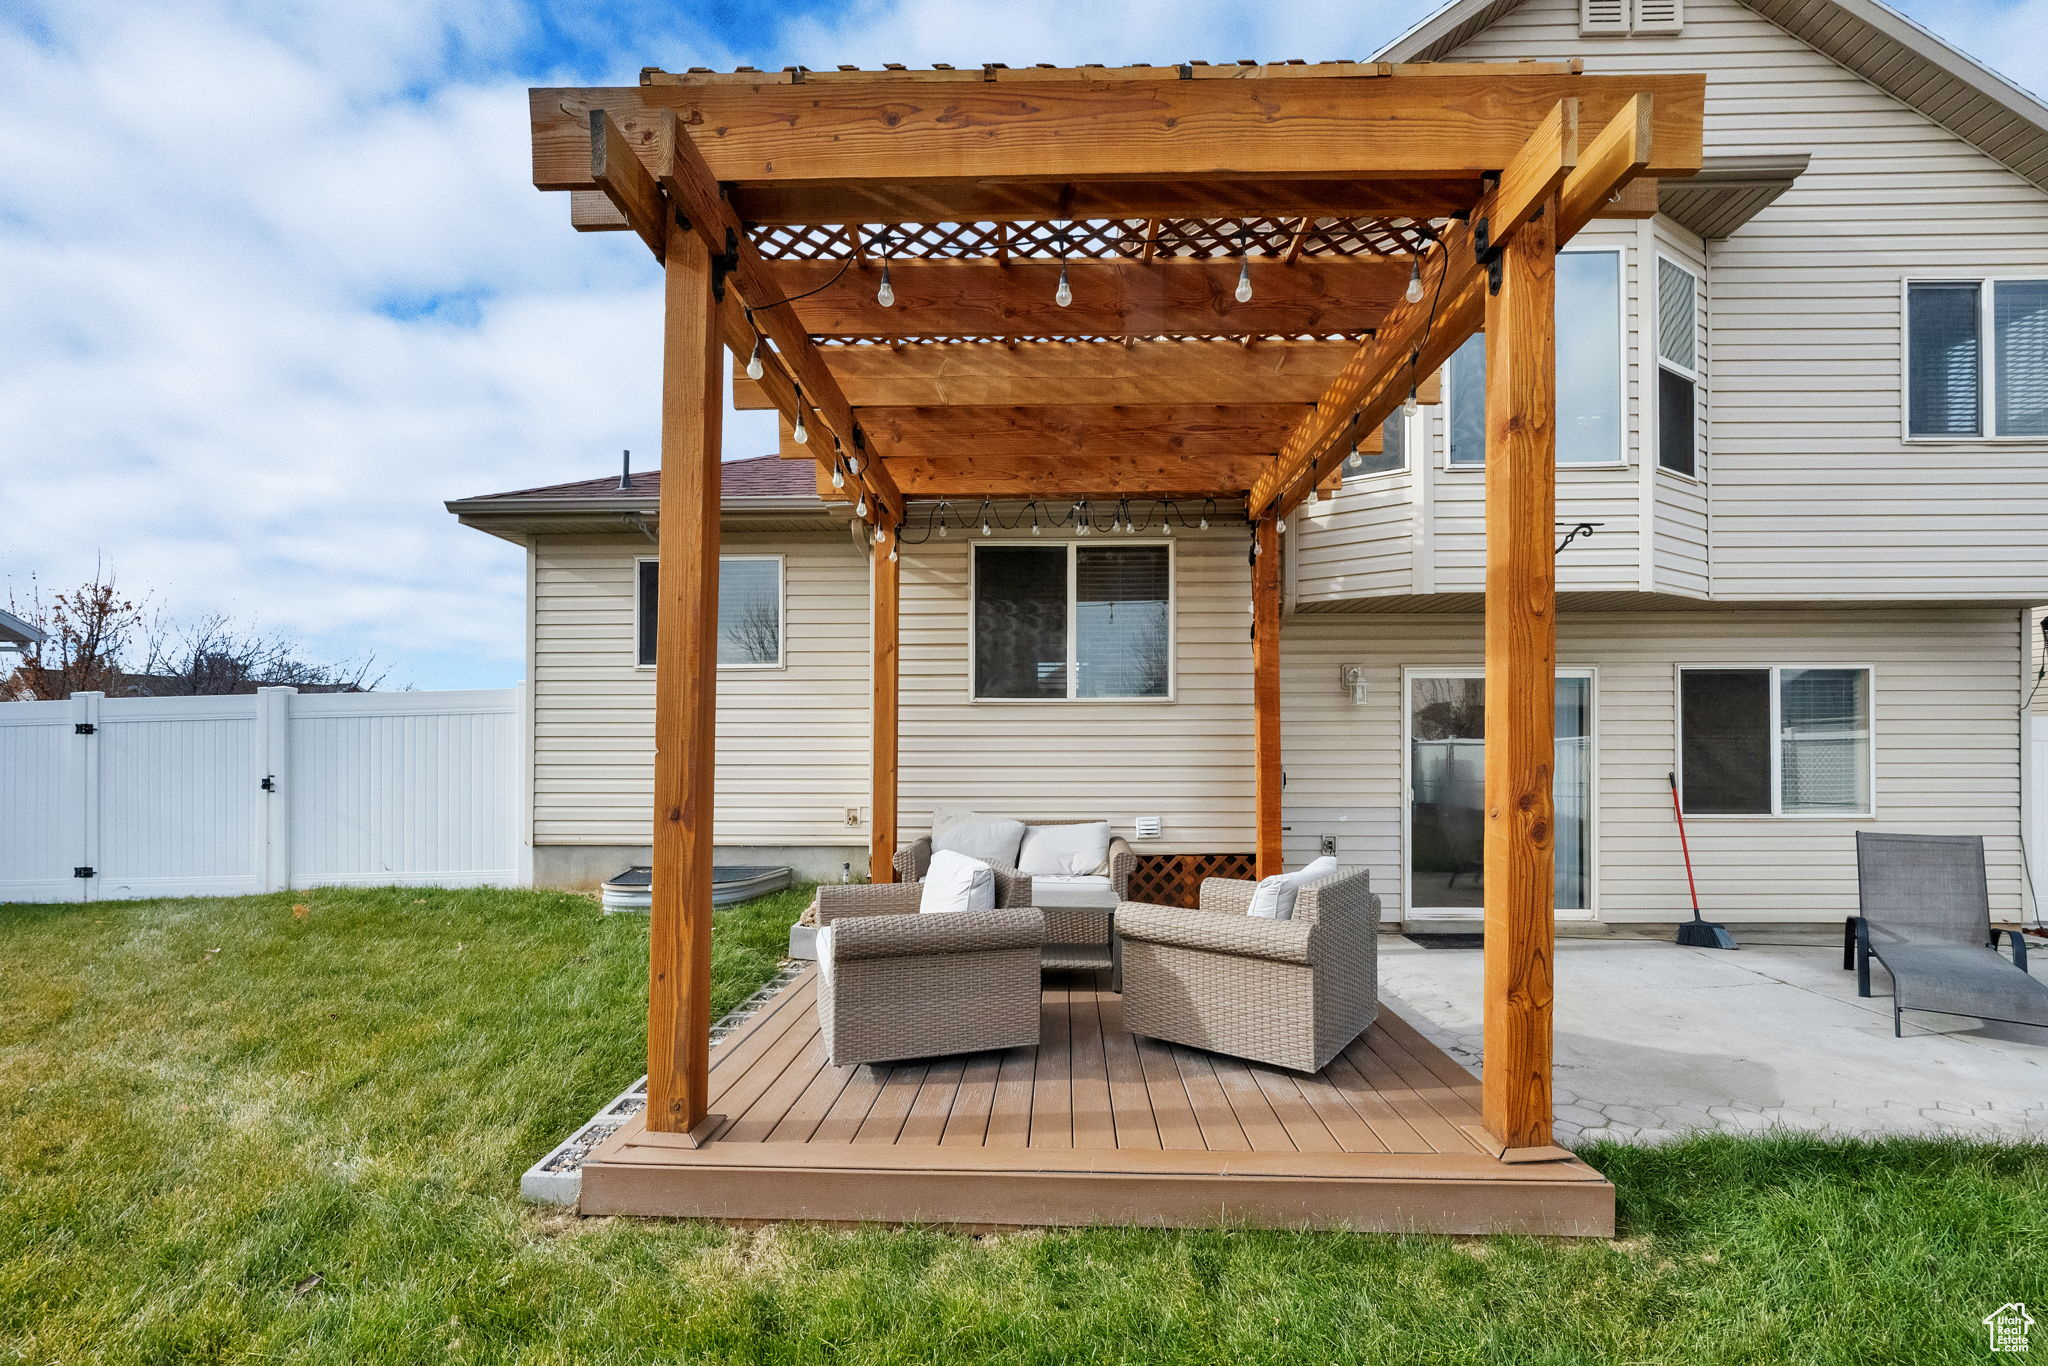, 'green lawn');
1,885,2042,1364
